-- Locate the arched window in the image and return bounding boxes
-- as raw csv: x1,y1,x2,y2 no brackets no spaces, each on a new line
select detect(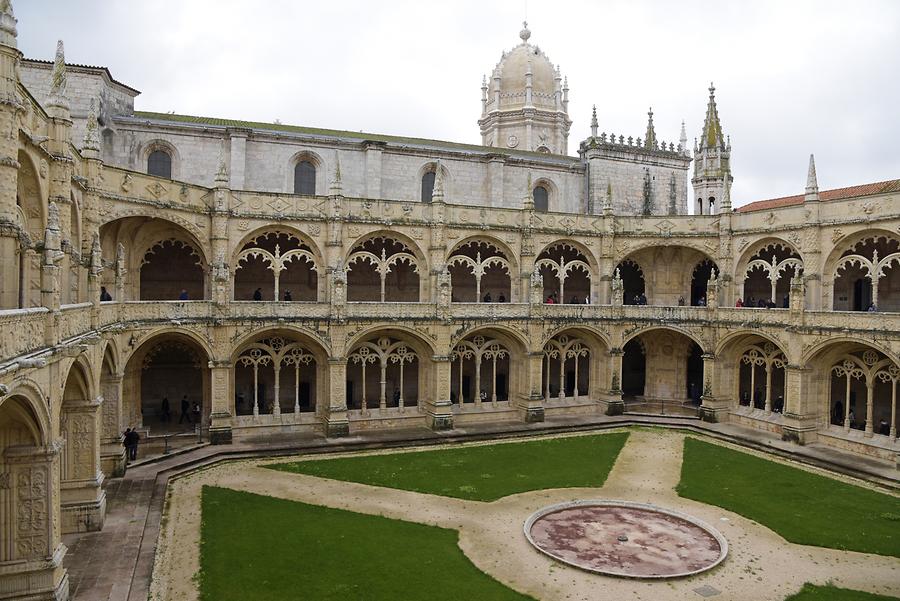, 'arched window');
533,185,549,212
421,171,436,203
147,150,172,179
294,161,316,195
